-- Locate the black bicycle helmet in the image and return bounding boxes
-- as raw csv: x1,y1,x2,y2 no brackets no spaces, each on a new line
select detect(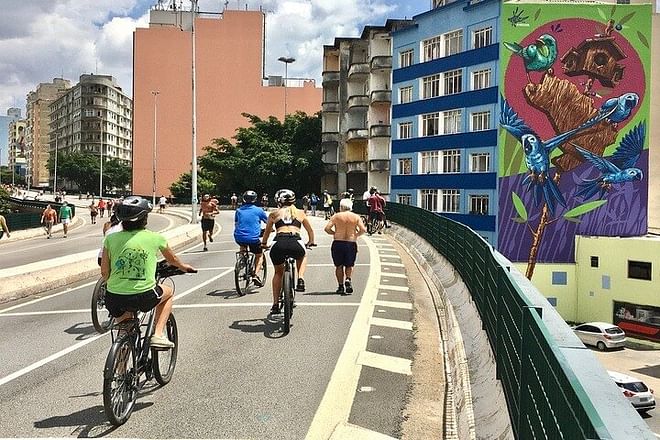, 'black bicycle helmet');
242,190,257,204
276,189,296,205
369,186,378,194
115,196,152,222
